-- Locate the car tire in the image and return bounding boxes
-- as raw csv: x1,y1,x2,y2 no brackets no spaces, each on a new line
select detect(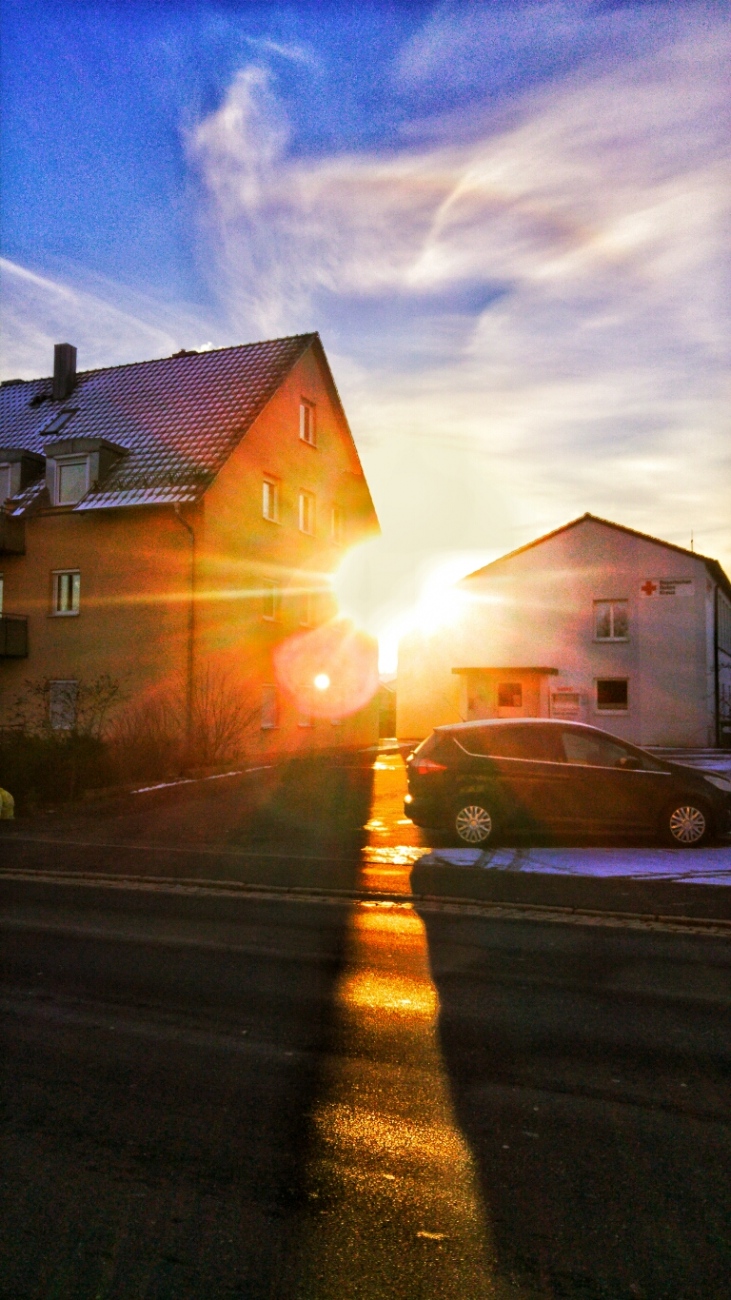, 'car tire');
454,801,496,846
662,798,713,847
